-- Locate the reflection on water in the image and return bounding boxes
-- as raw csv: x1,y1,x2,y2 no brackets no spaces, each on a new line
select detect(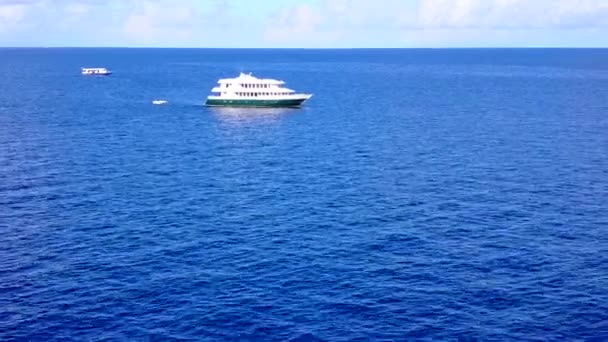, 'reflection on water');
208,106,298,125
